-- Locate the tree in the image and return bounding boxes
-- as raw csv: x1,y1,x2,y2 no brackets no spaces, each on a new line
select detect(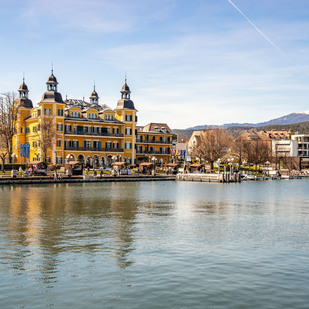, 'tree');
0,92,18,163
244,139,271,169
39,114,58,162
231,136,247,166
191,129,232,169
